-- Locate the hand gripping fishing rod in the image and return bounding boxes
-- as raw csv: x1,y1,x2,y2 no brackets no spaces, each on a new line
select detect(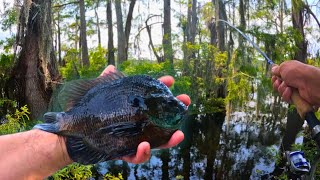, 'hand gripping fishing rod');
217,19,320,148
